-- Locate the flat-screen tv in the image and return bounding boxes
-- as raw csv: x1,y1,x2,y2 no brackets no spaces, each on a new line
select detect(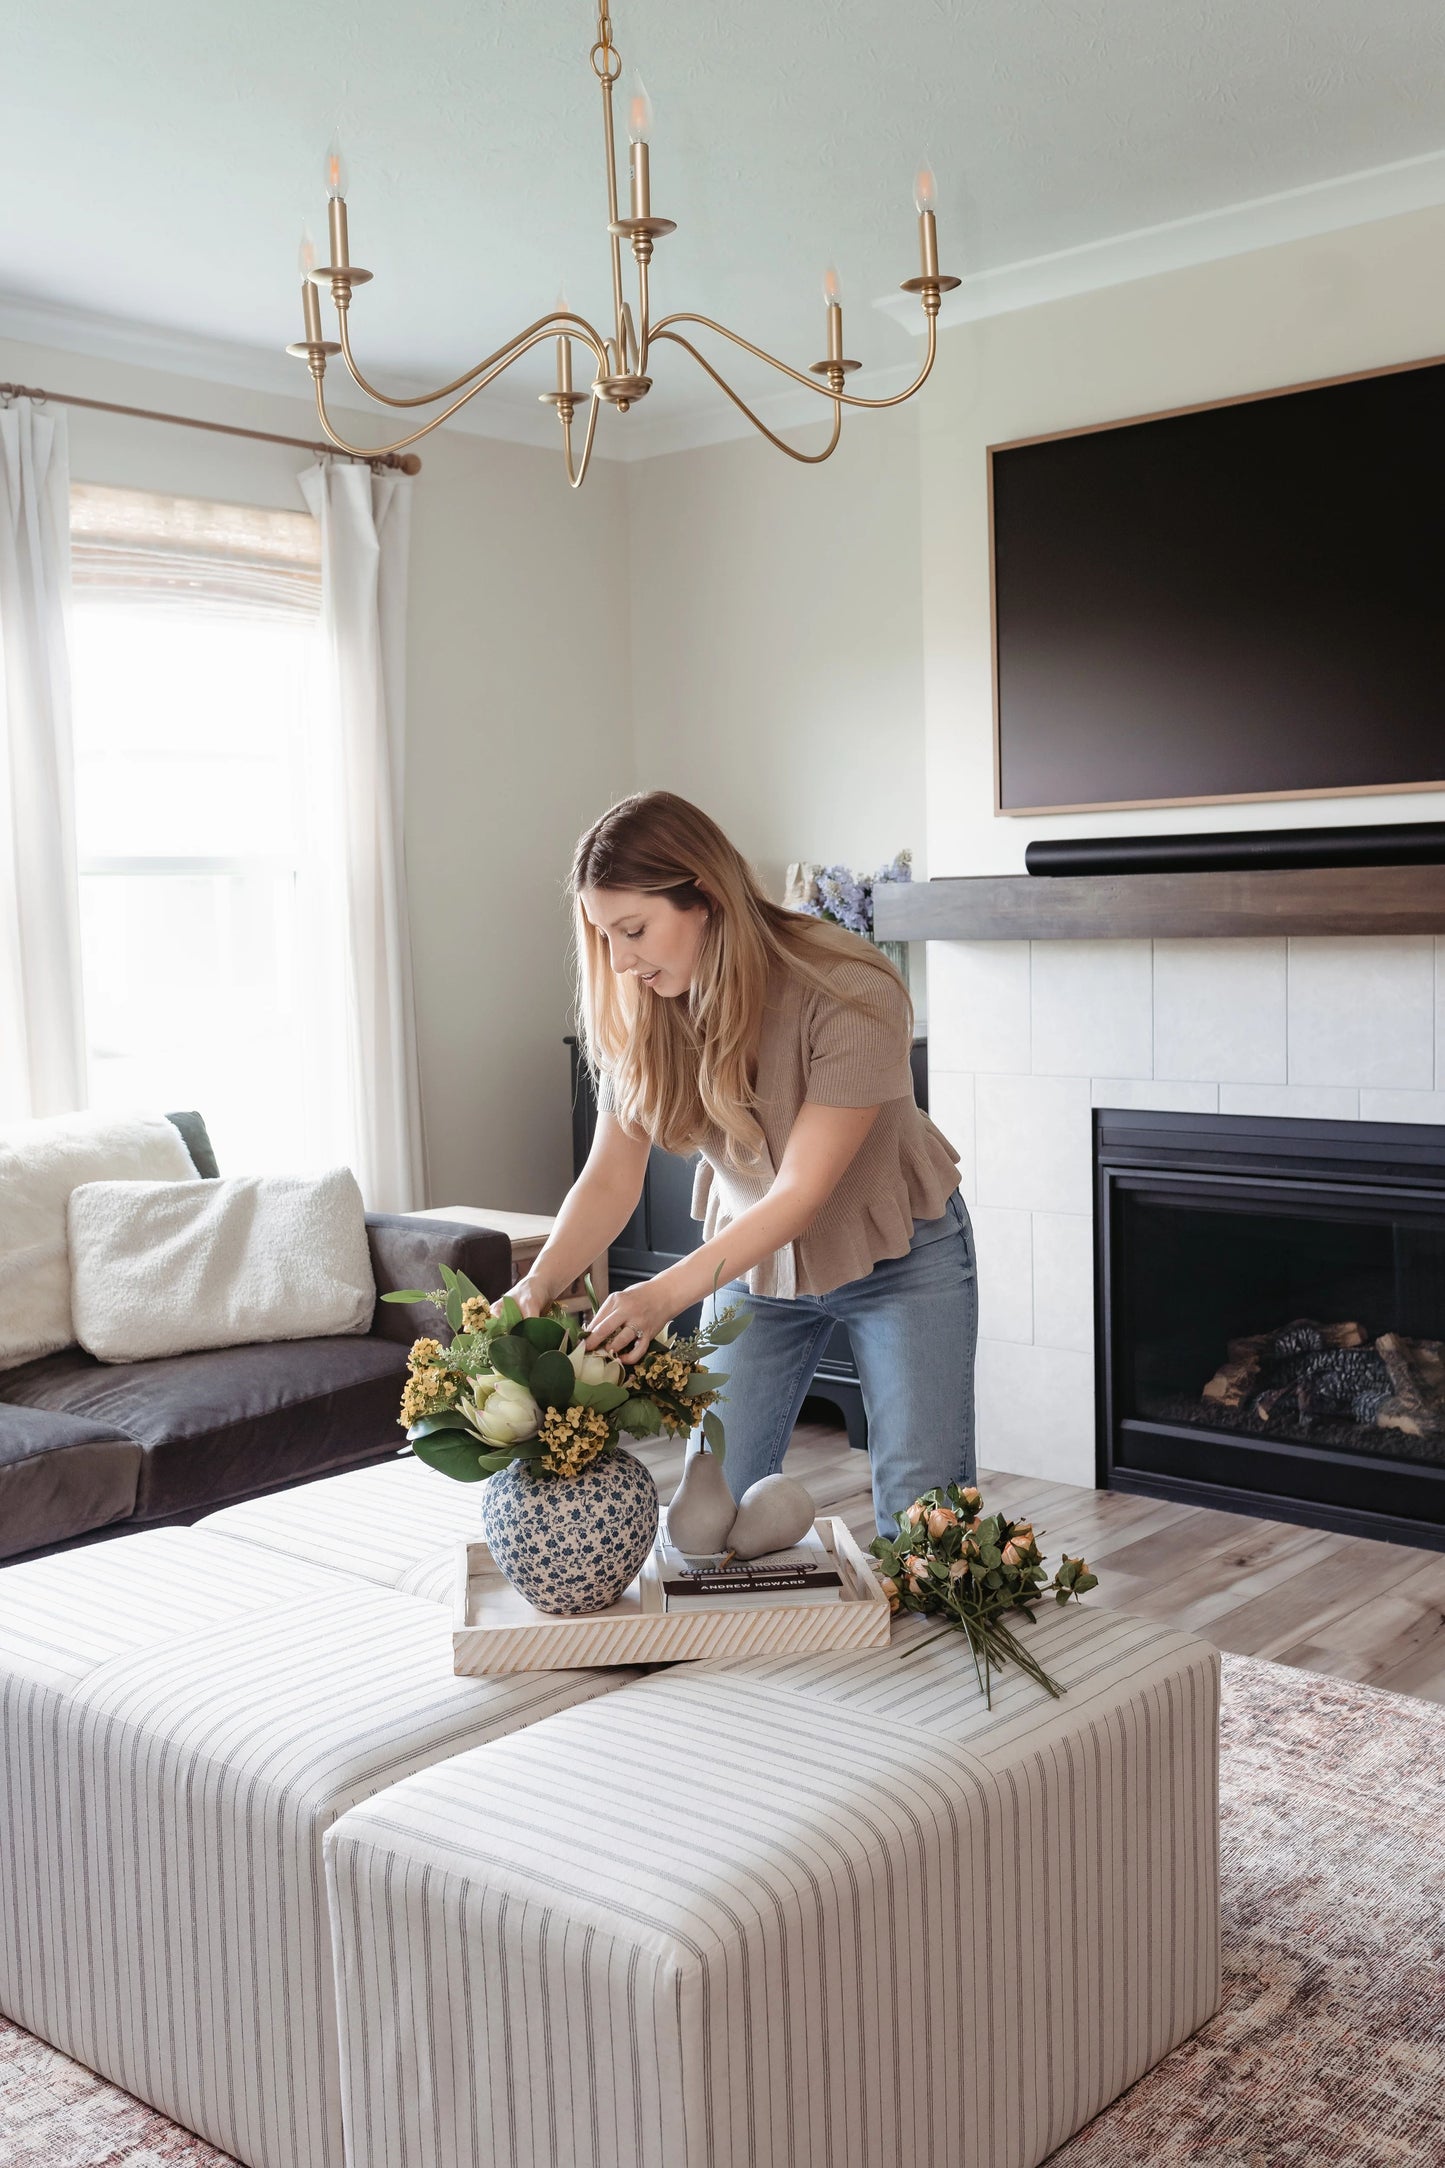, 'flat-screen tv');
990,357,1445,815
